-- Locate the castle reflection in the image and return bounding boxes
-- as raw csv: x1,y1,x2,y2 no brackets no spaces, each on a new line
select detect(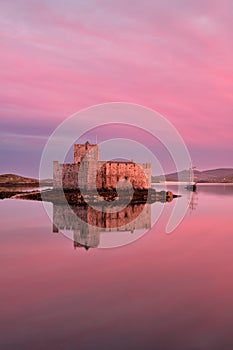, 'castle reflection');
52,202,151,250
